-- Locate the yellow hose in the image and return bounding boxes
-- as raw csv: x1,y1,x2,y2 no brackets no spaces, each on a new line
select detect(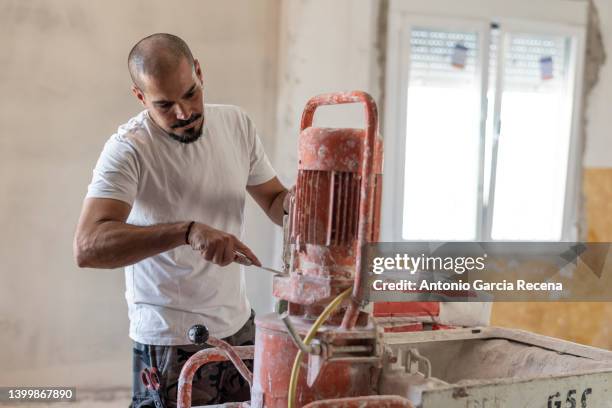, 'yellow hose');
287,287,352,408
